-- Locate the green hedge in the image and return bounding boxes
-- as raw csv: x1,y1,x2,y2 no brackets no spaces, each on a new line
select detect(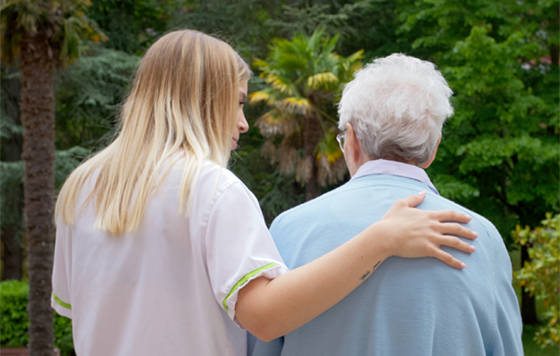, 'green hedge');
0,280,74,355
